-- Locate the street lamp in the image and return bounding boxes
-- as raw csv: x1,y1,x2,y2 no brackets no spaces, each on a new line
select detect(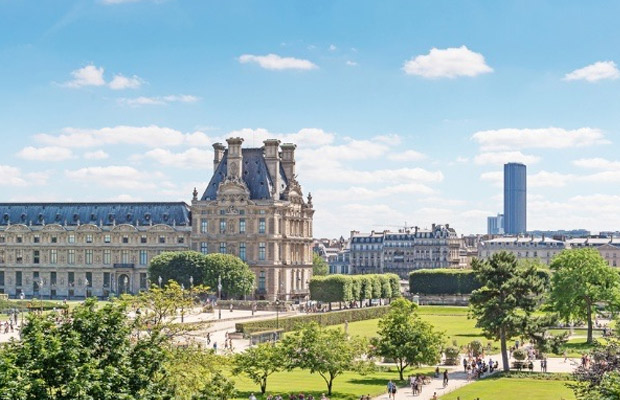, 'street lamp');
124,276,129,295
181,283,185,323
275,298,280,330
19,290,25,328
158,276,162,288
84,278,89,298
217,275,222,320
